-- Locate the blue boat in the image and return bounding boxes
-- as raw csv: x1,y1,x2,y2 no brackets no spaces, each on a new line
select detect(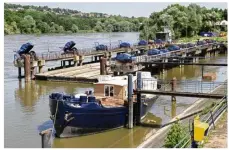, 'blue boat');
17,42,34,55
96,44,108,51
48,74,158,138
167,45,180,51
114,53,136,63
119,42,131,48
148,49,161,55
138,40,148,46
